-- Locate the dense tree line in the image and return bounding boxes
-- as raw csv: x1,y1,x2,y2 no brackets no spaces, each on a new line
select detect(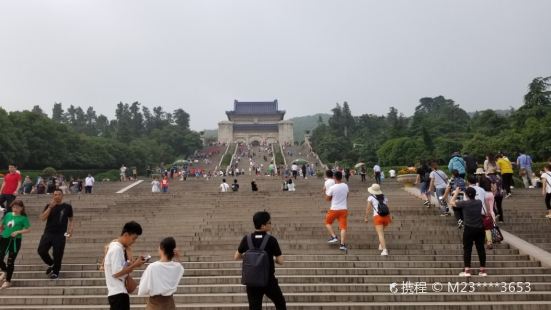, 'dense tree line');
311,77,551,166
0,102,202,170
